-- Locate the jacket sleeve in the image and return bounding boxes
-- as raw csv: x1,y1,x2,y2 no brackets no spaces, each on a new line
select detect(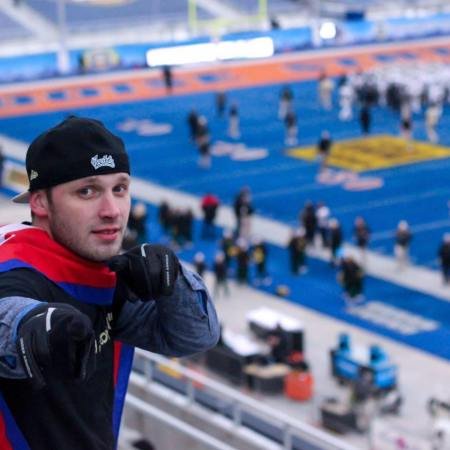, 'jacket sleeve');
112,264,220,356
0,272,42,378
